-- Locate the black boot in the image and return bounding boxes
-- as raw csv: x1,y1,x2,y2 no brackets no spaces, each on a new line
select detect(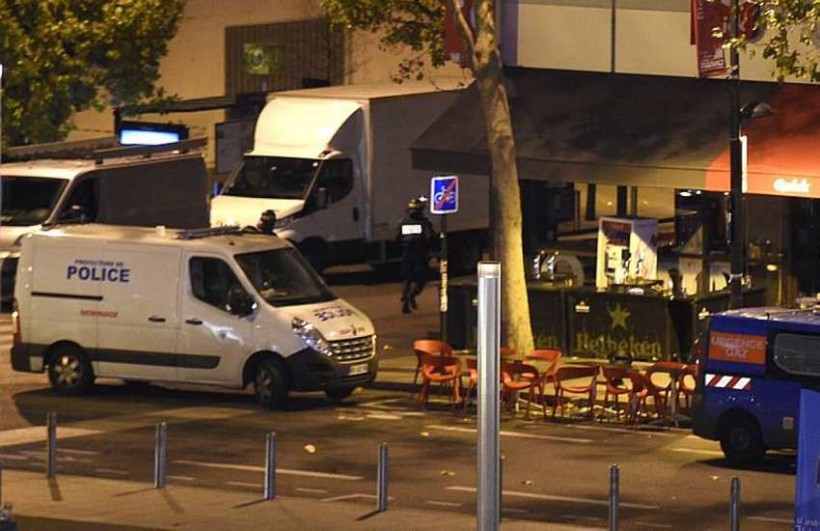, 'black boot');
402,300,411,314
